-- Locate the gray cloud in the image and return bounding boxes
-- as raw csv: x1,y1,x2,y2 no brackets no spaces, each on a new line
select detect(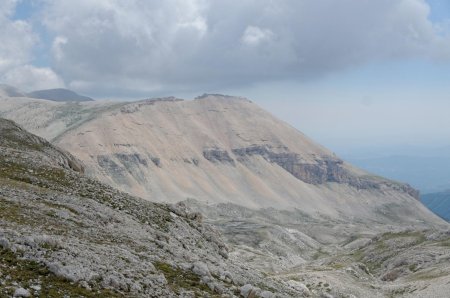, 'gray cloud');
2,0,450,95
